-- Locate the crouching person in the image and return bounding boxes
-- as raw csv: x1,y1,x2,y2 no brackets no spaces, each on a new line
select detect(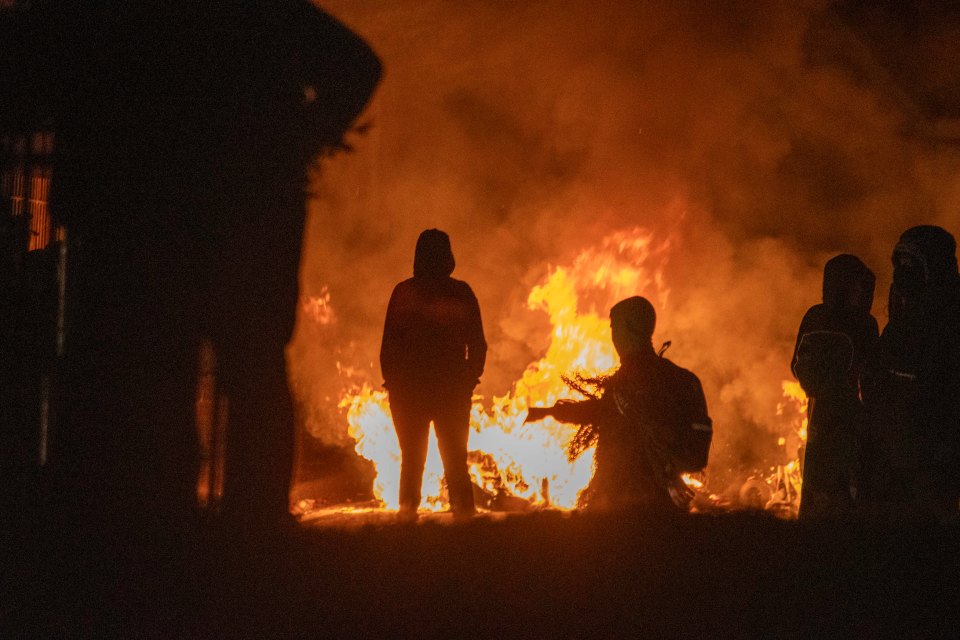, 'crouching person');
525,296,712,511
